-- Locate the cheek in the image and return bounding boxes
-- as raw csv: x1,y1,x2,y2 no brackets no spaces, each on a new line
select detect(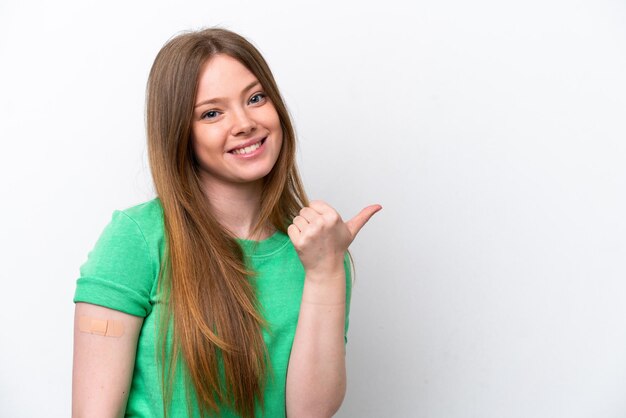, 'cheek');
190,127,225,170
272,125,284,160
191,140,204,163
190,135,205,162
276,124,283,147
268,111,283,148
190,139,208,170
191,126,223,151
